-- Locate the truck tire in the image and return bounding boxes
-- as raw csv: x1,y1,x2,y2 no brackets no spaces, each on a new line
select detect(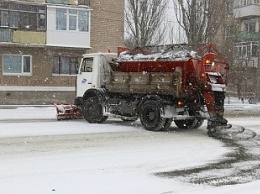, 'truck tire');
174,111,203,129
140,100,166,131
83,97,108,123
